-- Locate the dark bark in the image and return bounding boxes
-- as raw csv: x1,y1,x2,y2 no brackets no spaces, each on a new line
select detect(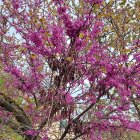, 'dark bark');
59,95,102,140
0,92,35,139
